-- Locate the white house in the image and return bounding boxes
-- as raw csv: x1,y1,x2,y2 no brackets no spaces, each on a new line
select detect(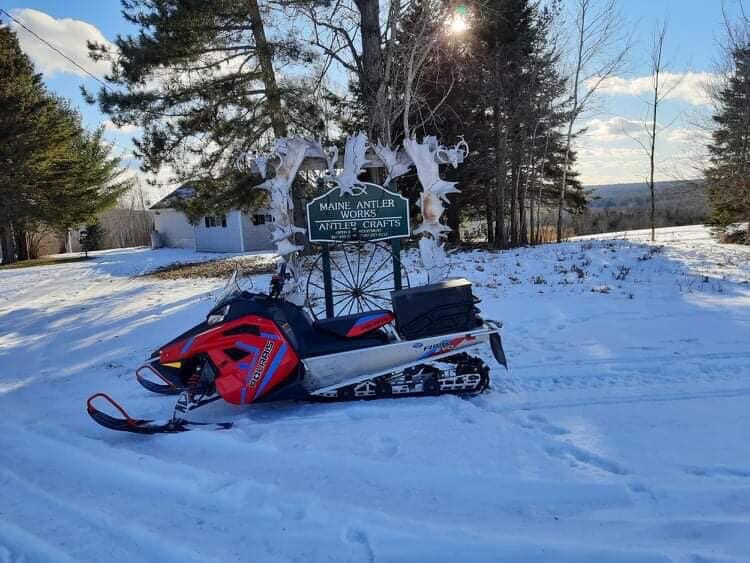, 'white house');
150,185,276,253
